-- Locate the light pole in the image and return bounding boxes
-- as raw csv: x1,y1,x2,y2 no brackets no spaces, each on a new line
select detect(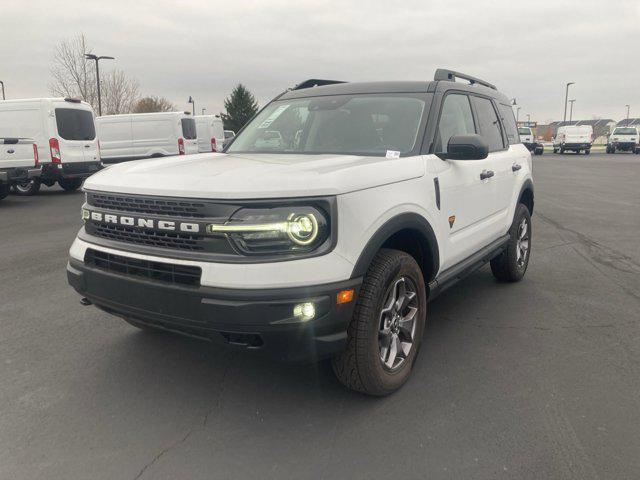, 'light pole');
516,107,521,123
526,114,531,125
84,53,115,116
569,99,575,122
625,104,630,122
0,80,5,100
188,96,195,115
563,82,574,122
